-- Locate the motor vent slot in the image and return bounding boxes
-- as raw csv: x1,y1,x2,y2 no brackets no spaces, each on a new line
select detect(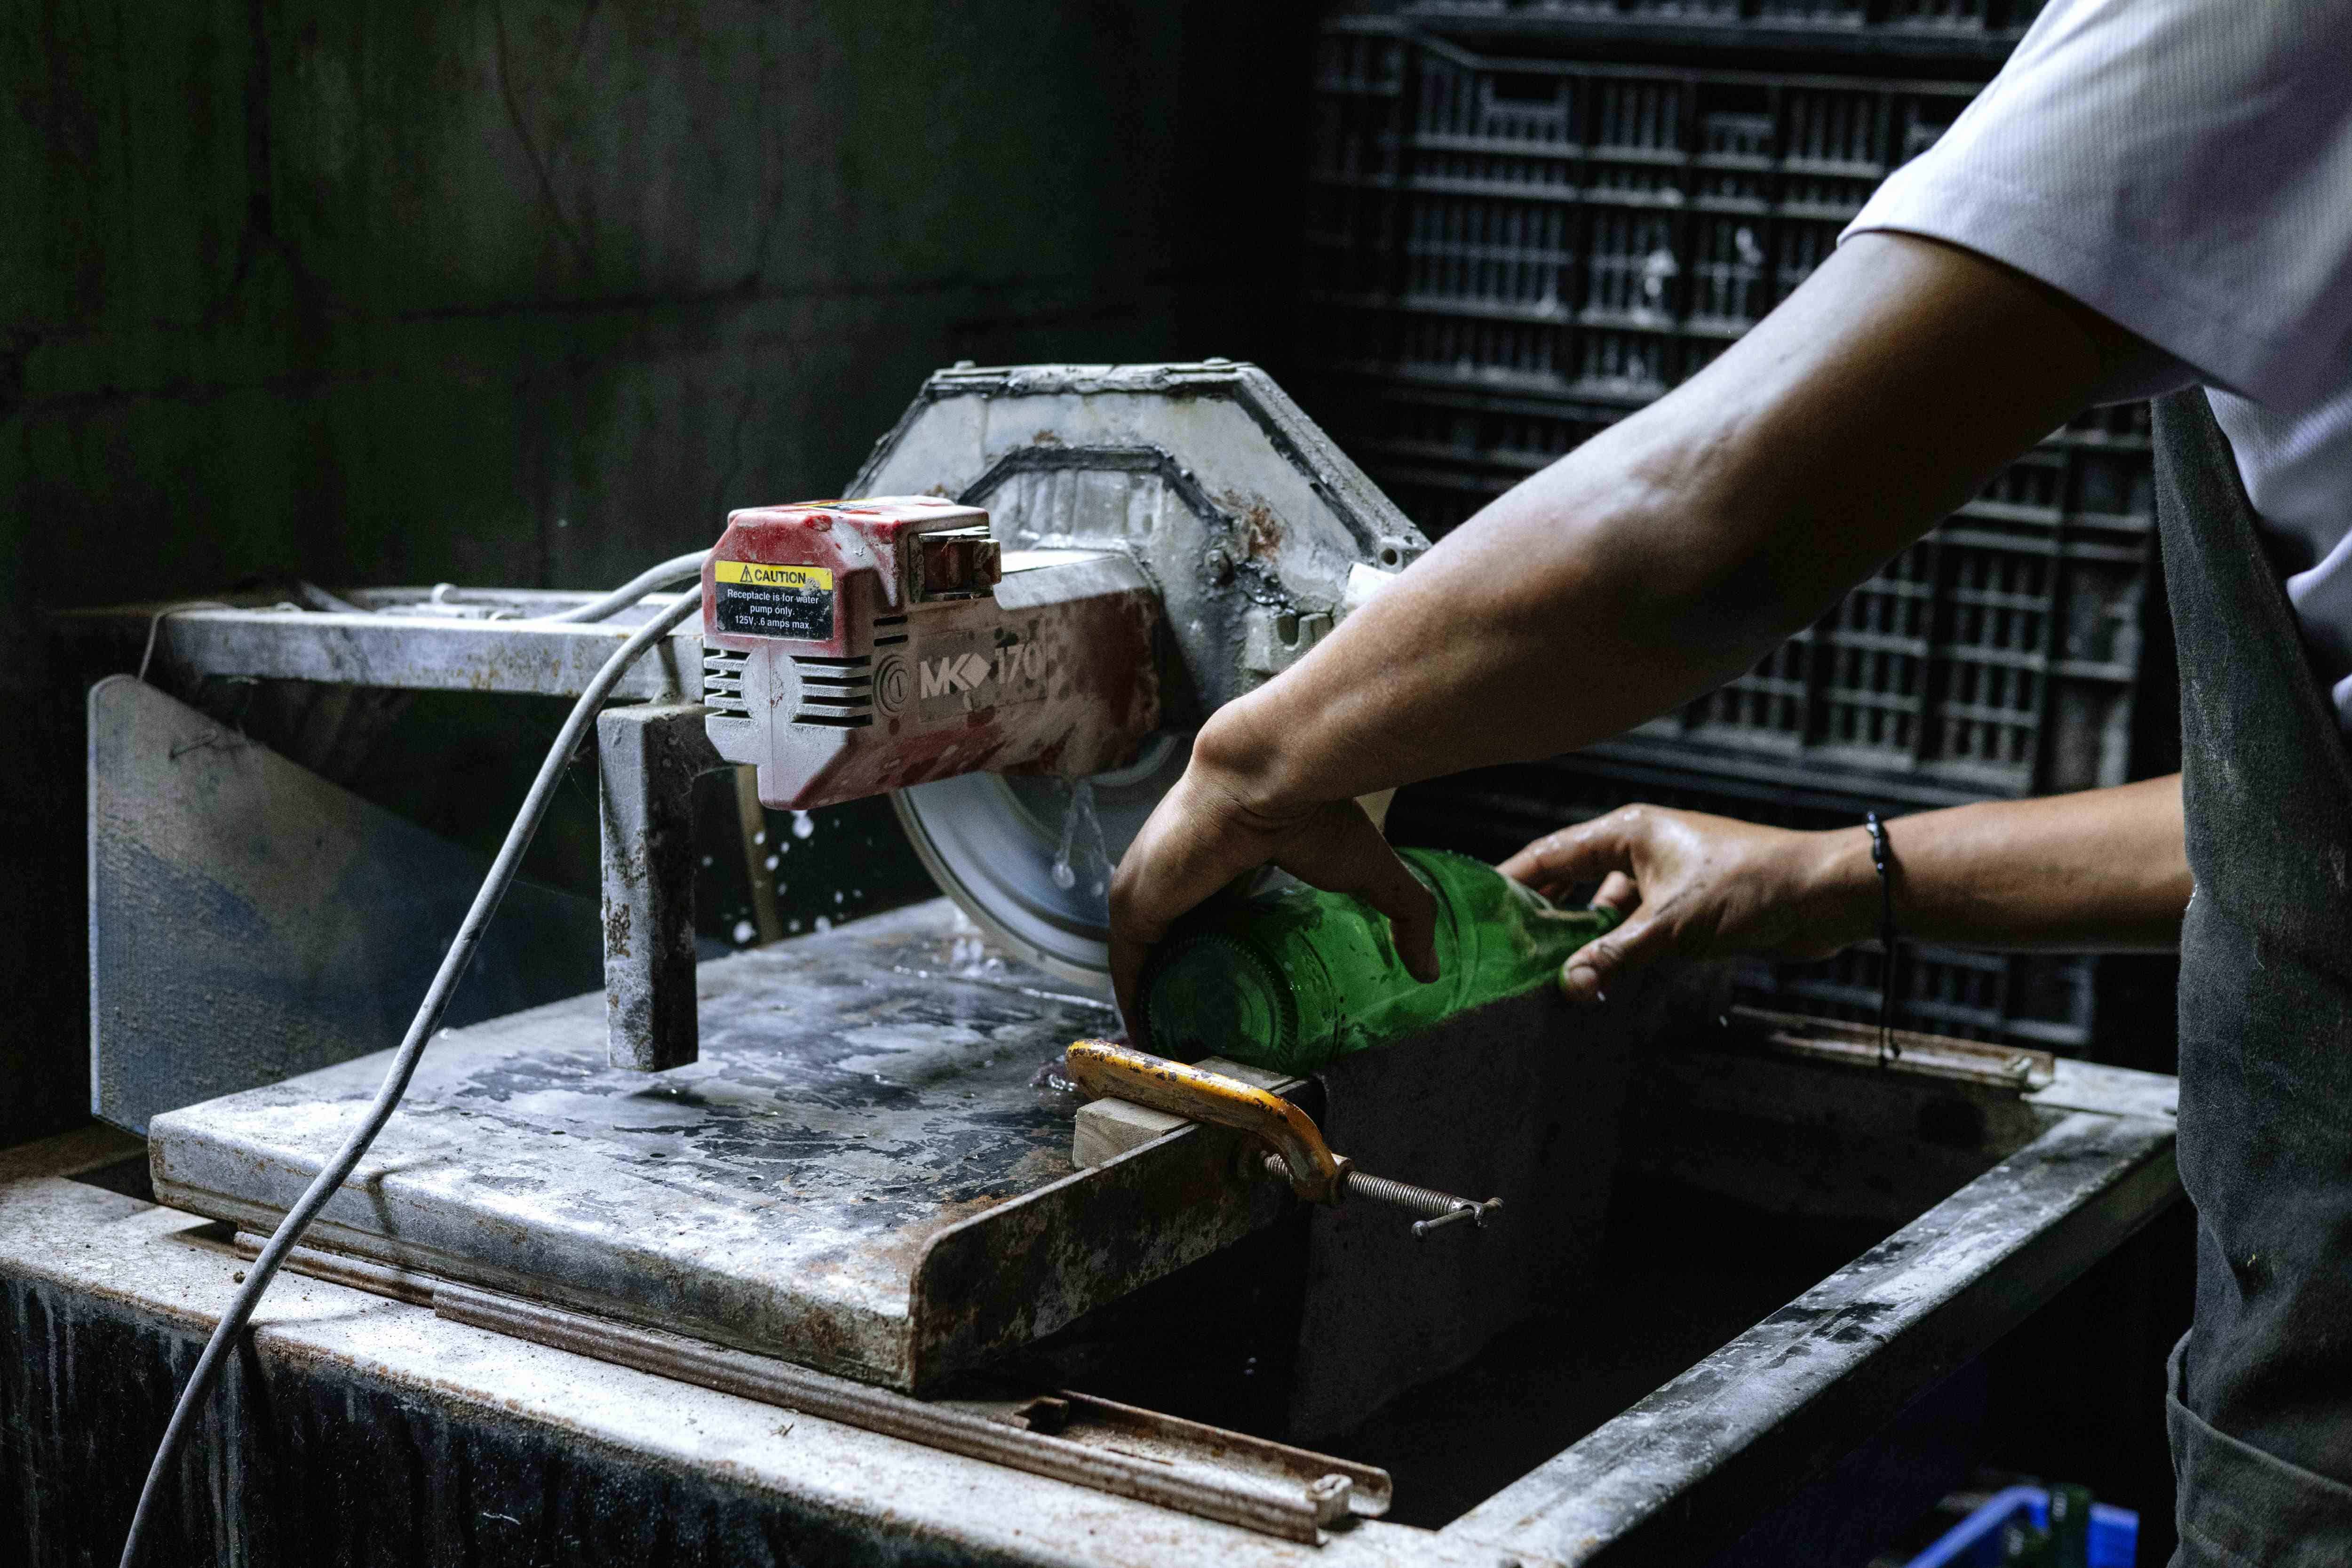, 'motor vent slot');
702,649,749,715
794,654,874,728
